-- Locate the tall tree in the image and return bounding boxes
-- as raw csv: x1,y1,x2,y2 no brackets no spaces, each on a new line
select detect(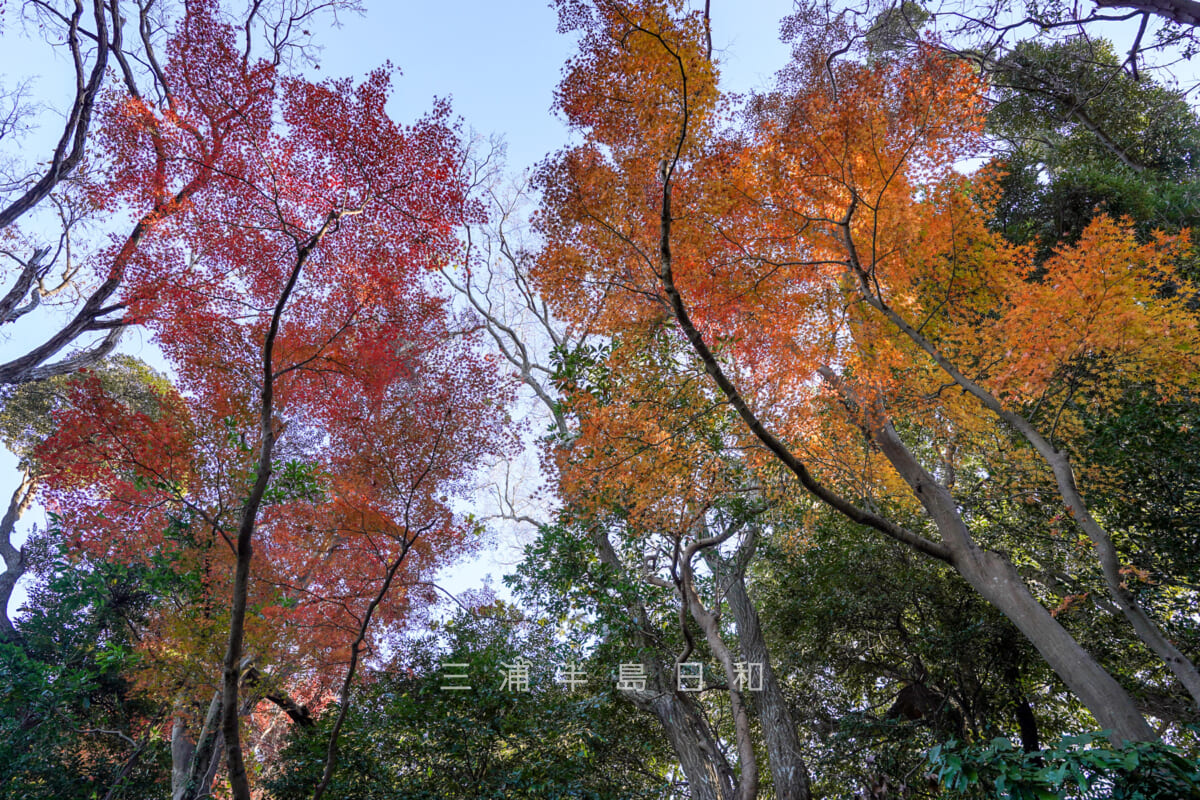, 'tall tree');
449,162,811,798
533,0,1200,743
0,355,168,640
31,4,512,797
0,0,359,640
270,609,677,800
